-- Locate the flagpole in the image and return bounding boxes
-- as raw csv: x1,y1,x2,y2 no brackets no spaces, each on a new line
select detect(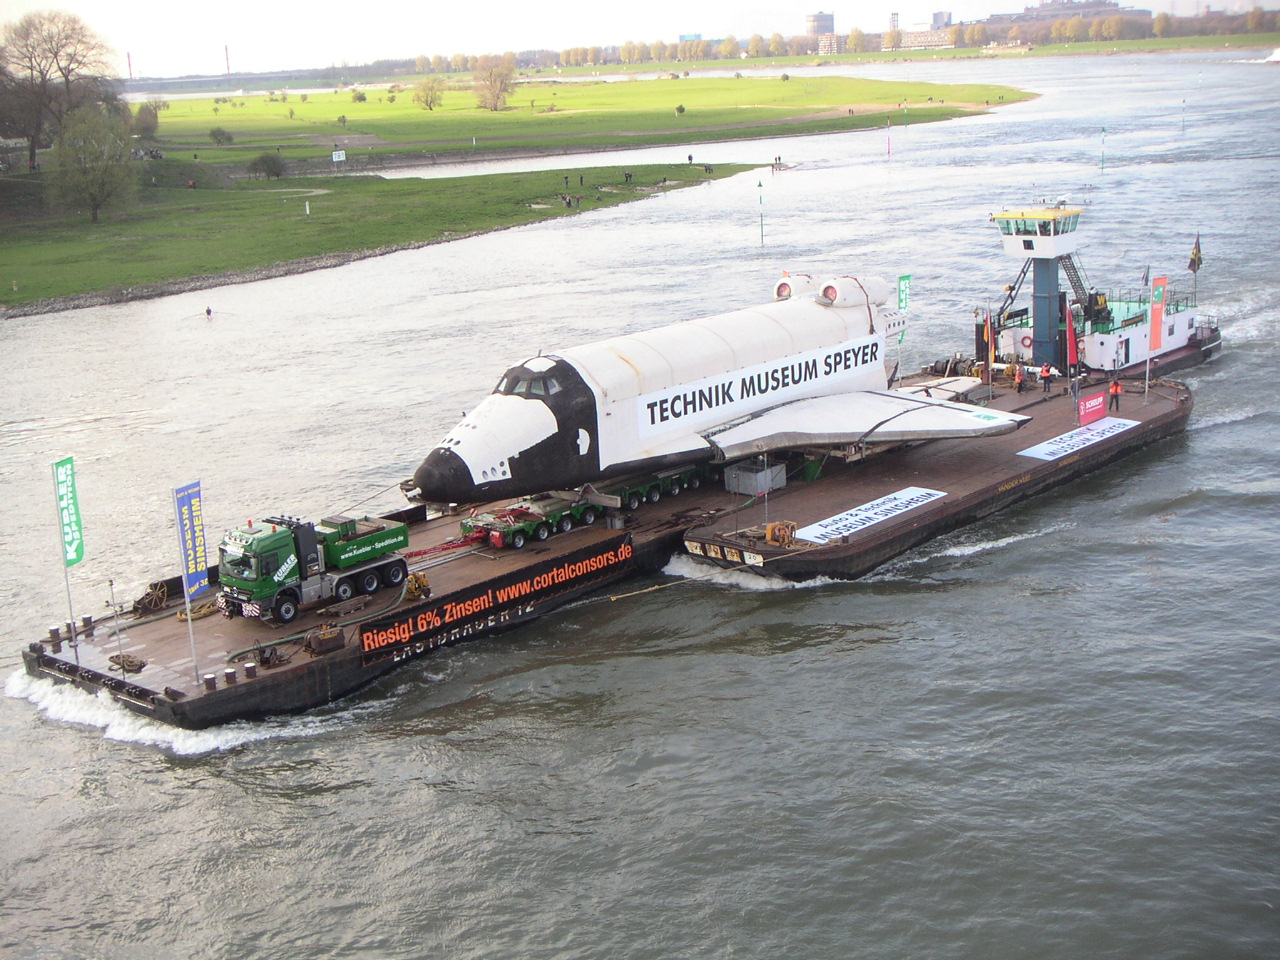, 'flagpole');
54,464,78,663
173,486,202,684
52,458,81,663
